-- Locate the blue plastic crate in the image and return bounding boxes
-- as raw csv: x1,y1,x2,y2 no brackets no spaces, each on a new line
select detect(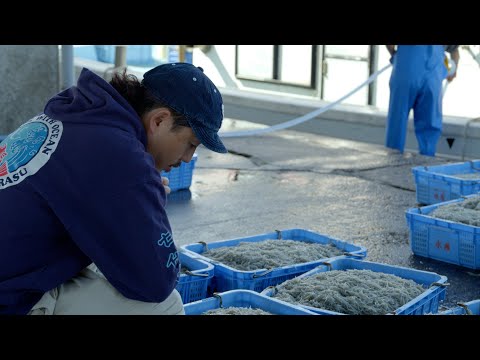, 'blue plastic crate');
73,45,98,61
412,160,480,205
176,252,214,304
405,194,480,270
261,258,448,315
167,189,192,202
160,153,197,192
440,299,480,315
93,45,162,67
181,228,367,294
184,289,318,315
